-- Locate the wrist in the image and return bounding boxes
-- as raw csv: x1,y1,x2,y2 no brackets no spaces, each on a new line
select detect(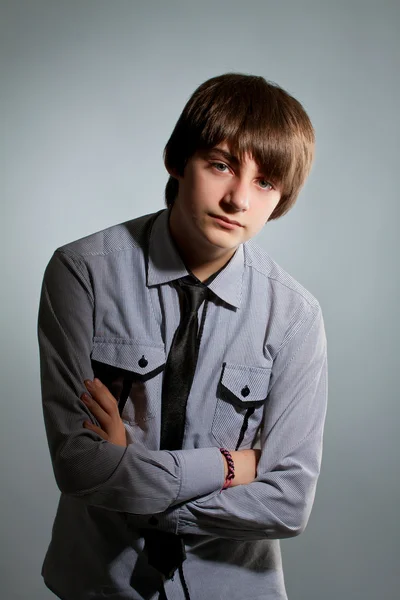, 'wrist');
219,448,235,490
222,454,228,478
